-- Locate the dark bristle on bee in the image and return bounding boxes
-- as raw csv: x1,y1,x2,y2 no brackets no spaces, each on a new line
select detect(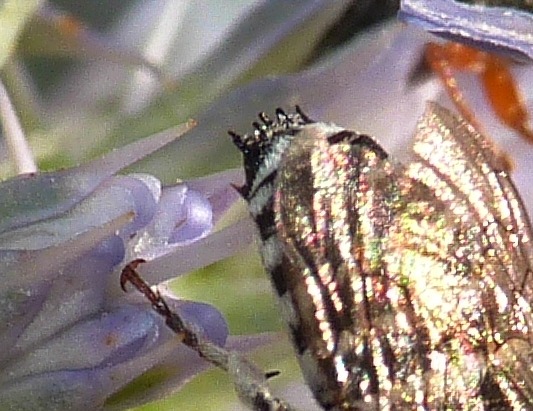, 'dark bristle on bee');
229,106,314,199
232,104,533,410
